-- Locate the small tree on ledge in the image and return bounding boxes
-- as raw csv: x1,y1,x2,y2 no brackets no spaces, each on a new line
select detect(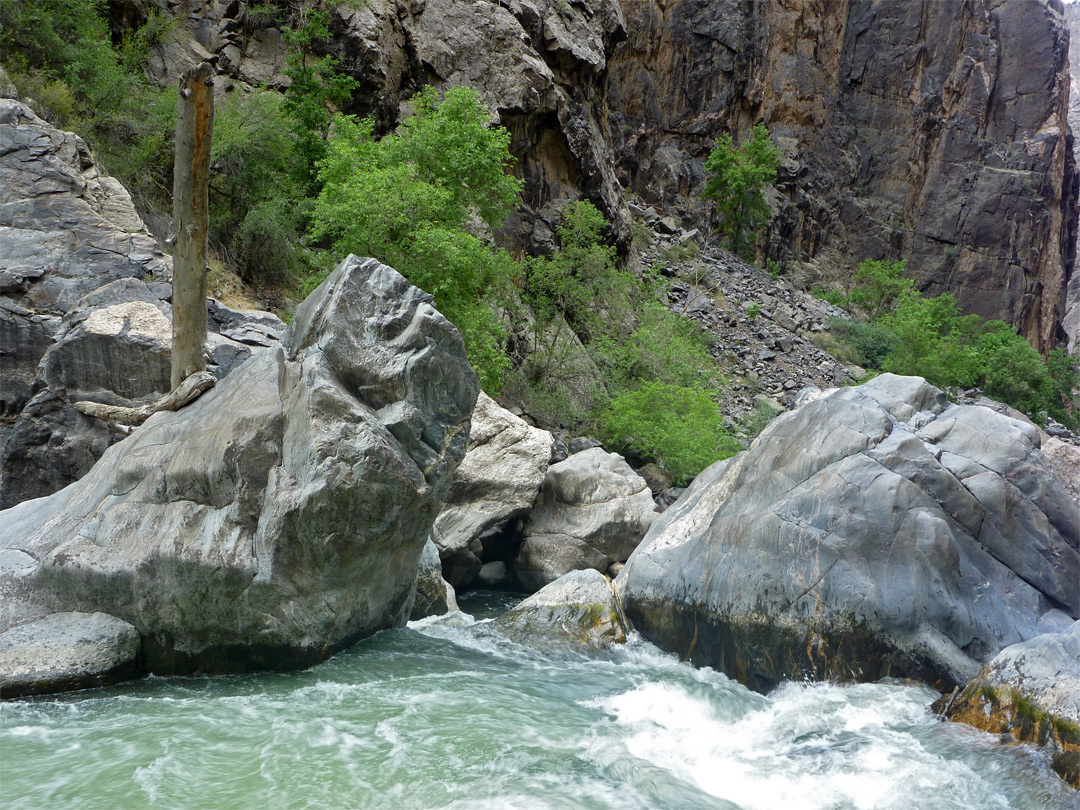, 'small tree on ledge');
702,122,781,260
